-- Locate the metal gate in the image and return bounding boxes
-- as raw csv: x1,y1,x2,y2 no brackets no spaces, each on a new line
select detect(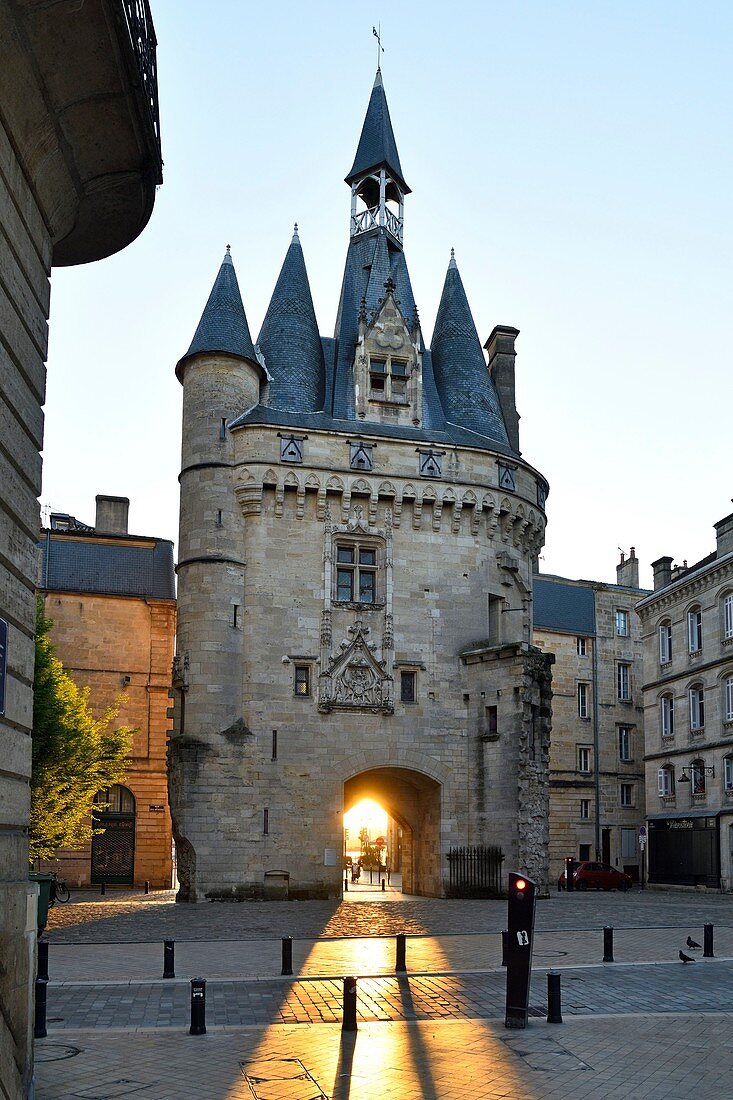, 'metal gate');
447,845,504,897
91,814,135,884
